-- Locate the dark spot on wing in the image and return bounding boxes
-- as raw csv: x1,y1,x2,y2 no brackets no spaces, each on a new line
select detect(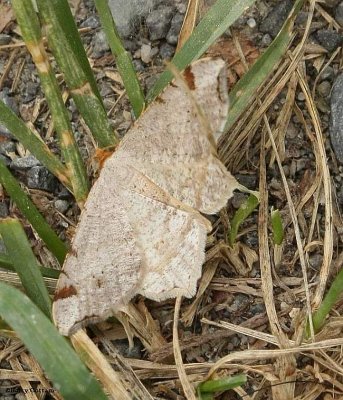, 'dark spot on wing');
184,66,196,90
155,96,165,104
54,285,77,301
